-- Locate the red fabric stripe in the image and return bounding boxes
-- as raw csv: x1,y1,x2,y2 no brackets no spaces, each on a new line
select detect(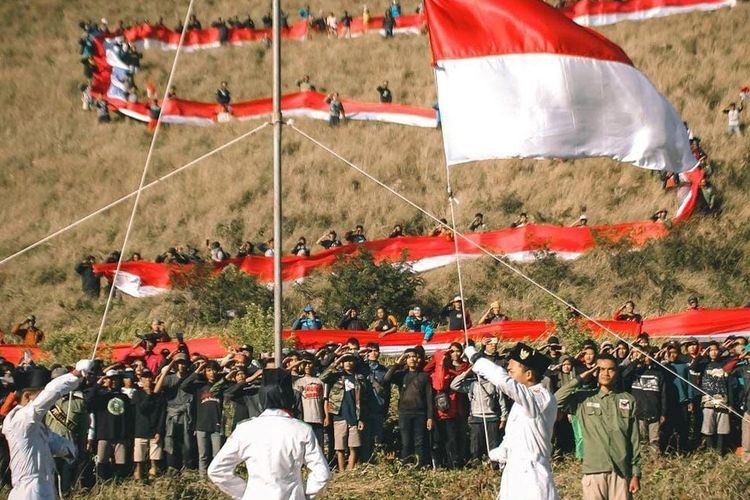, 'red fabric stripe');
2,309,747,363
425,0,632,65
92,222,670,288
